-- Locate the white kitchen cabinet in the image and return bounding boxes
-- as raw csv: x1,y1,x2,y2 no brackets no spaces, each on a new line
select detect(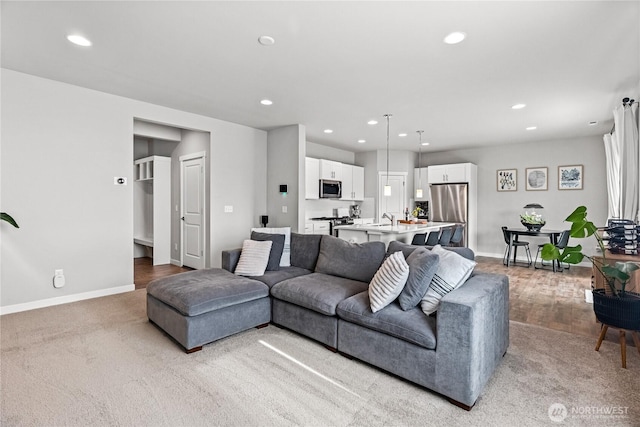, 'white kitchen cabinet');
134,156,171,265
427,163,472,184
319,159,342,181
305,157,320,199
305,221,331,235
414,167,429,201
340,164,364,201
